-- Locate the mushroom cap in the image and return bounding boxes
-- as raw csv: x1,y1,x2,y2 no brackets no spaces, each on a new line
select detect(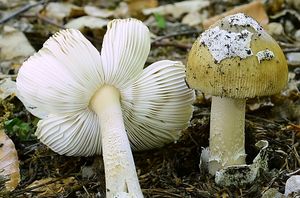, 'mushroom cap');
16,19,194,156
186,13,288,98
